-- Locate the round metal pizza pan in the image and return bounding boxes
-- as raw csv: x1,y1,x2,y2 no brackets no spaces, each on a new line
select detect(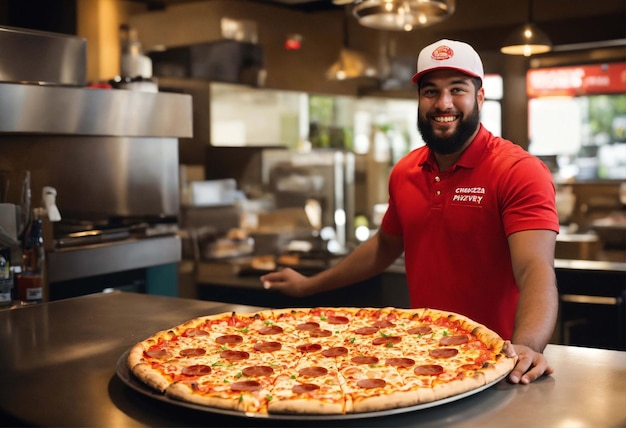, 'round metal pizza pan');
116,348,510,420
